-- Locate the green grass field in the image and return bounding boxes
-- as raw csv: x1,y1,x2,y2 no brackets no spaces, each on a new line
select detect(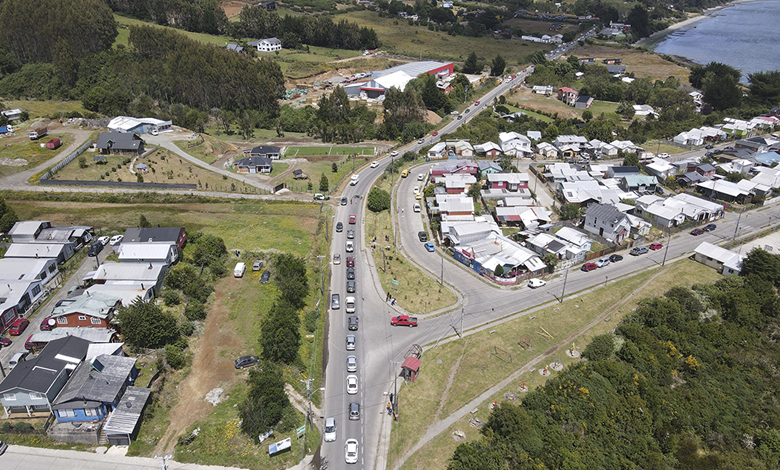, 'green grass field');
284,145,376,157
0,133,70,177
